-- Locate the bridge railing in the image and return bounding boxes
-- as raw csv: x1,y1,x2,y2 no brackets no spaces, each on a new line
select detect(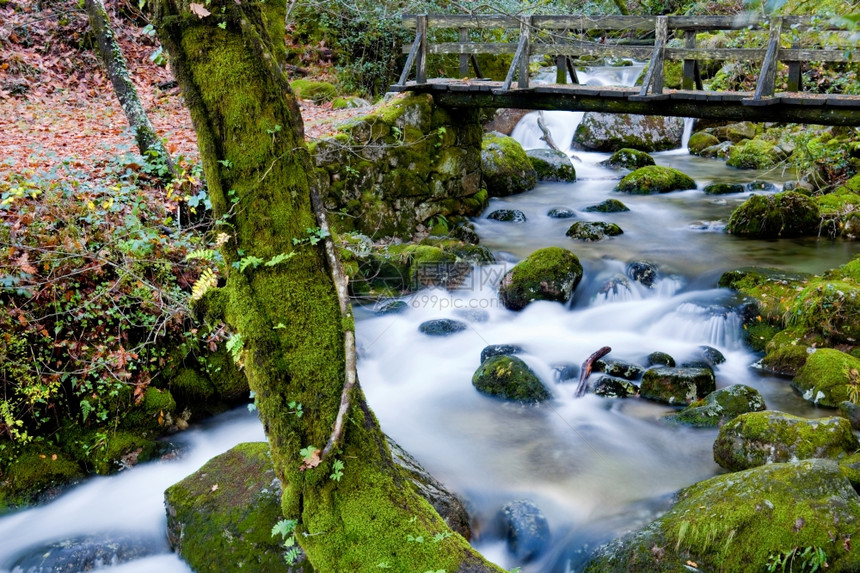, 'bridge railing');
394,14,857,102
